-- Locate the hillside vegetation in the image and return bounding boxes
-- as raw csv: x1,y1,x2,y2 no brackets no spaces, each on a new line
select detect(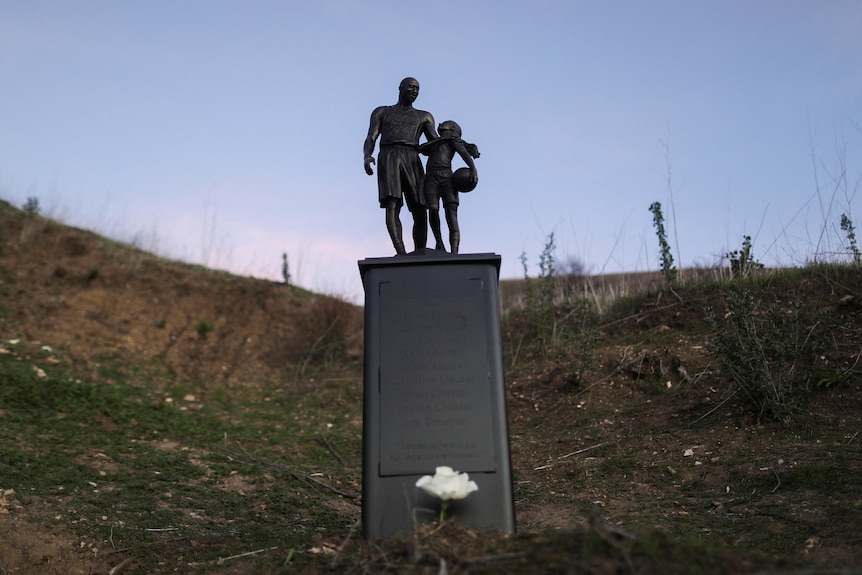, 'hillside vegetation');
1,199,860,574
